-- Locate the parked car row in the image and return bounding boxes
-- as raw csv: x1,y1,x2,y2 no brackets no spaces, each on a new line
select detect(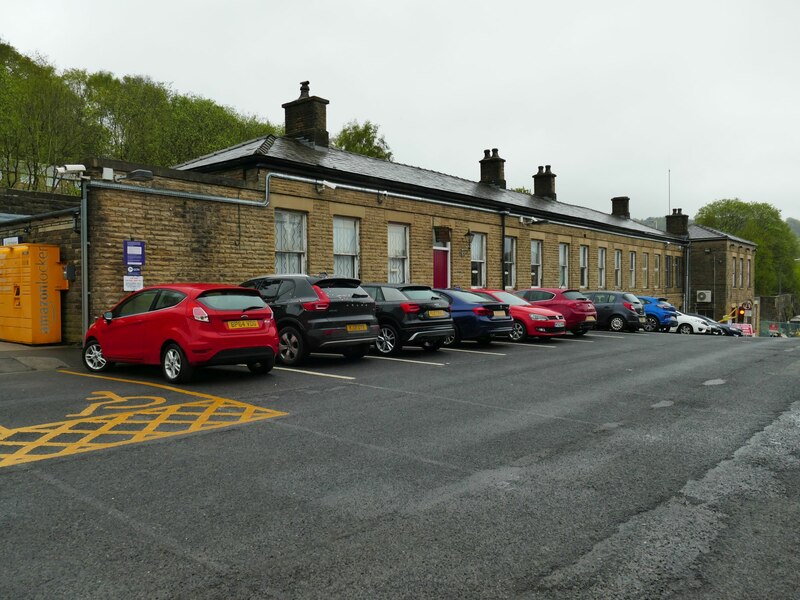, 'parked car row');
81,279,743,383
